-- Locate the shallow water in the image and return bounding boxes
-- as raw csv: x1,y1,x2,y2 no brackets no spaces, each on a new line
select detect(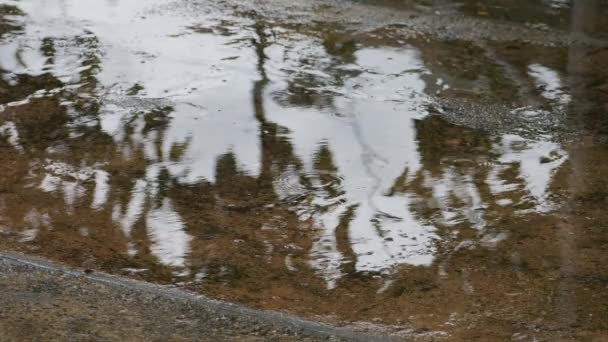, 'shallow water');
1,0,608,339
